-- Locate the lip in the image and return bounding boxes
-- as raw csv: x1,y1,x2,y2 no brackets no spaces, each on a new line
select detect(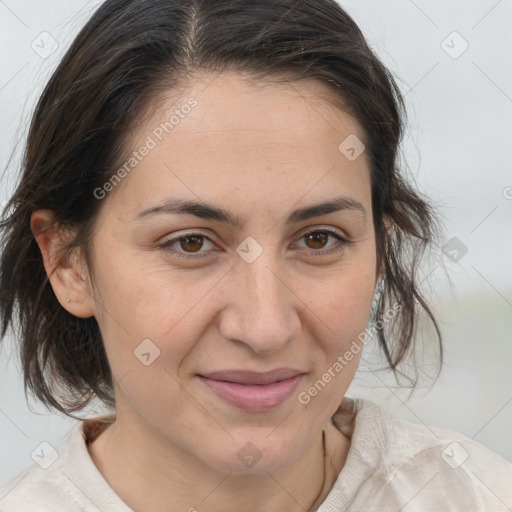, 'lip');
197,368,305,412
